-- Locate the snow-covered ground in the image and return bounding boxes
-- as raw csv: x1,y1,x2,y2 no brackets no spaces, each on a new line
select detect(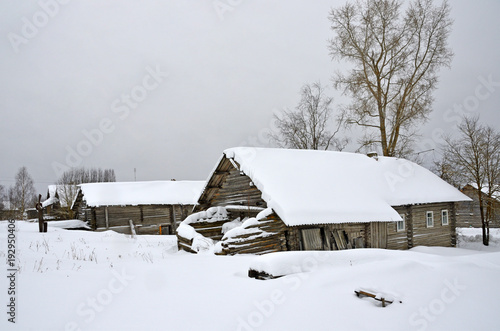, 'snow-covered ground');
1,221,499,331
